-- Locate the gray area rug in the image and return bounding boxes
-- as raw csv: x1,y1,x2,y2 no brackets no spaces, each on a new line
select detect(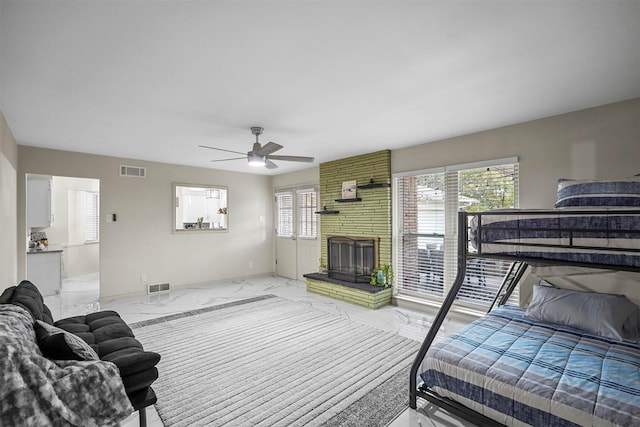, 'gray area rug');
131,295,420,426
